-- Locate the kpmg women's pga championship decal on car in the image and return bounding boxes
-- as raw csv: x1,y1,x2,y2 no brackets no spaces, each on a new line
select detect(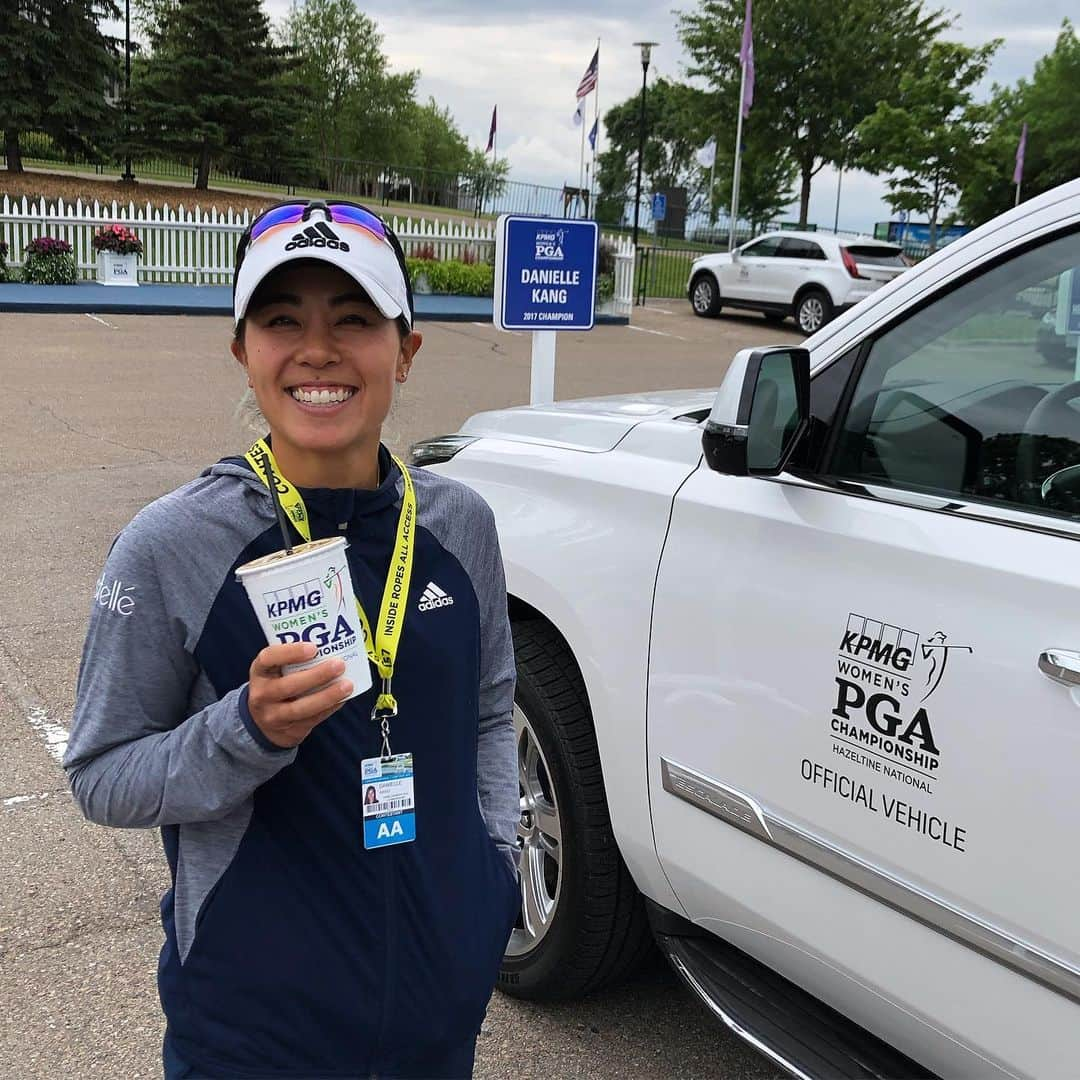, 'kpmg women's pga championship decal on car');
795,614,974,855
826,613,972,795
